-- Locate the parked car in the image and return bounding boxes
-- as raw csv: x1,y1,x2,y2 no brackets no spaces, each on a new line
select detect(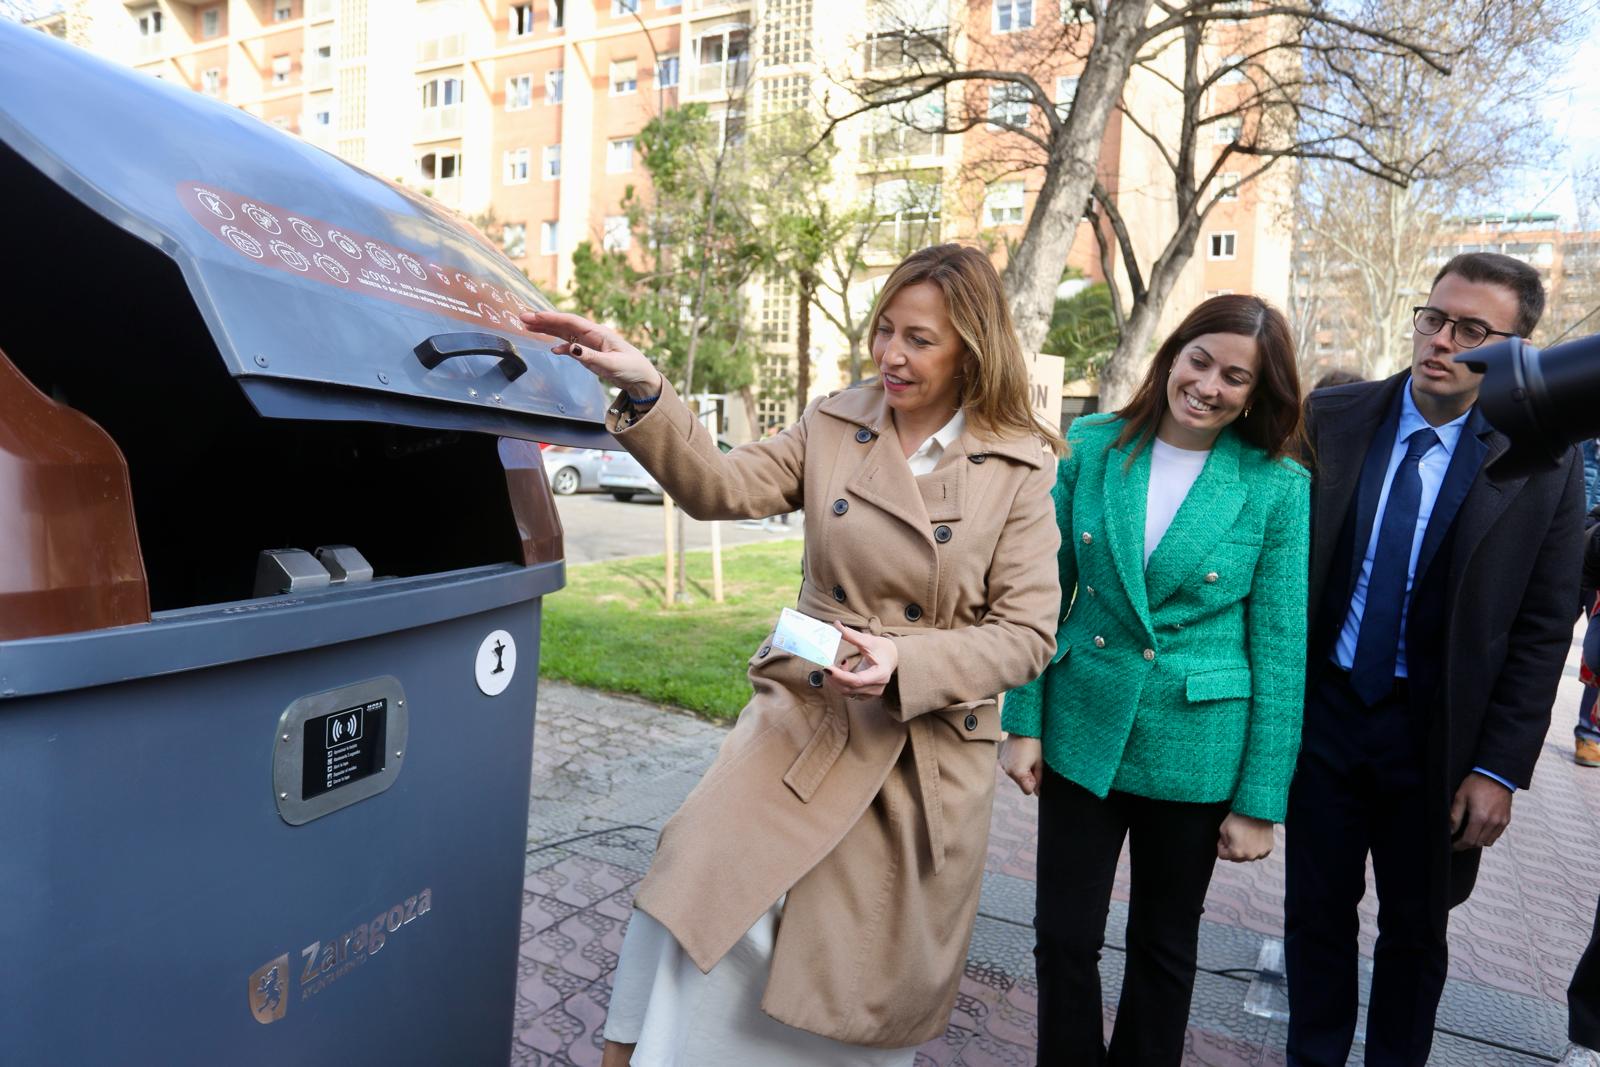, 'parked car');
543,446,607,495
599,438,734,501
